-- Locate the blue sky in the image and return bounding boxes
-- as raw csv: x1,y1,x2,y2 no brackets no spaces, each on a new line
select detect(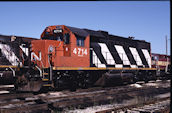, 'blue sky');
0,1,170,55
